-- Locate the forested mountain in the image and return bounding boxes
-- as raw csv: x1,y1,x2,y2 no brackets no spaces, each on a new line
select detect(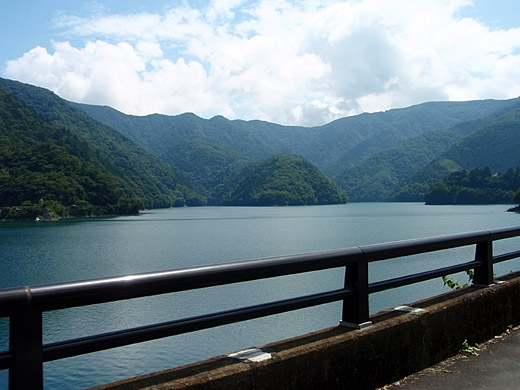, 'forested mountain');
316,100,520,171
441,107,520,173
424,167,520,205
393,106,520,201
3,77,520,209
337,112,516,201
76,99,518,170
74,105,277,159
223,154,348,206
162,138,257,205
76,97,520,203
0,78,205,220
